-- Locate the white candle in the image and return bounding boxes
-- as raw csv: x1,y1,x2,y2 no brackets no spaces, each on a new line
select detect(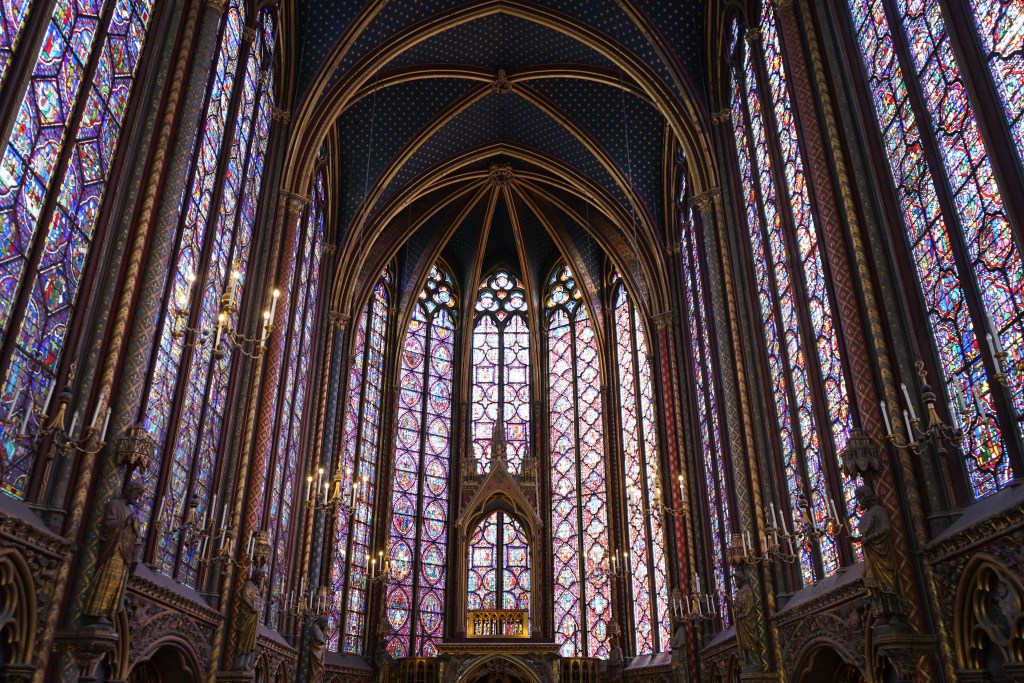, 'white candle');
261,310,271,341
6,384,23,420
91,392,105,429
68,411,79,438
307,475,313,500
880,400,892,436
20,402,30,434
157,497,166,526
210,495,217,525
987,334,1003,374
183,272,195,310
695,573,702,593
901,383,917,421
953,383,966,413
903,409,915,445
100,407,110,443
986,312,1004,353
41,383,54,416
269,289,280,322
220,501,228,529
972,385,985,415
214,314,224,349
